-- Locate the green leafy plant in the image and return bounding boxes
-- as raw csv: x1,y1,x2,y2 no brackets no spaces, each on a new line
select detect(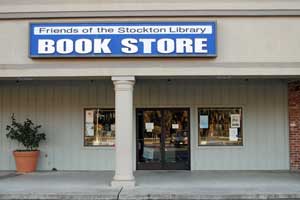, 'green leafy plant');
6,114,46,151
